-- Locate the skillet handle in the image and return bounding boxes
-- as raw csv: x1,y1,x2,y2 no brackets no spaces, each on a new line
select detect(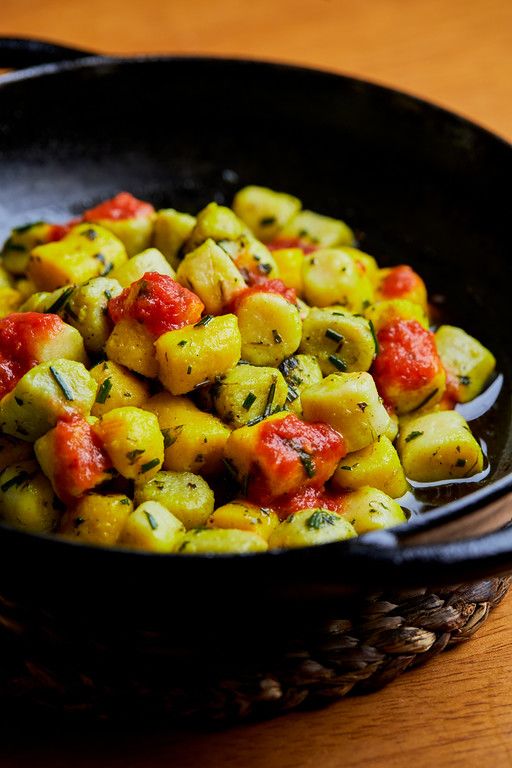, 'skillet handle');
0,37,93,69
